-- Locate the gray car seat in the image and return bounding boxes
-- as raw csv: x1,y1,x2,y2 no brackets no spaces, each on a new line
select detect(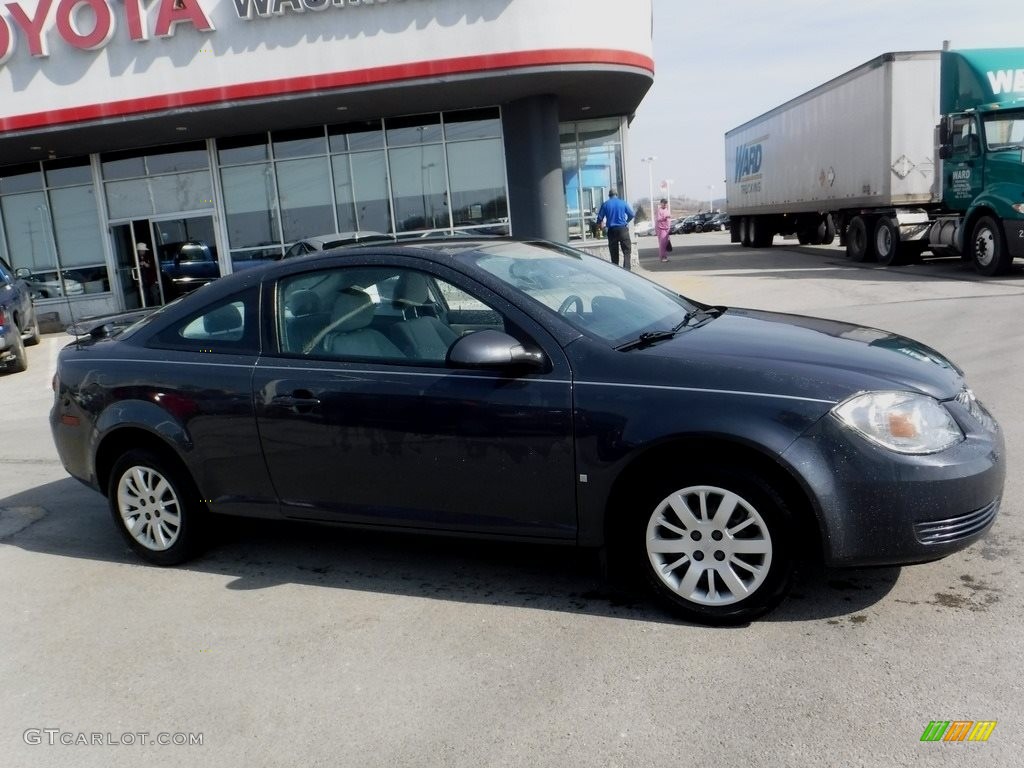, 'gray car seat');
389,272,458,361
284,289,328,353
325,287,405,359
